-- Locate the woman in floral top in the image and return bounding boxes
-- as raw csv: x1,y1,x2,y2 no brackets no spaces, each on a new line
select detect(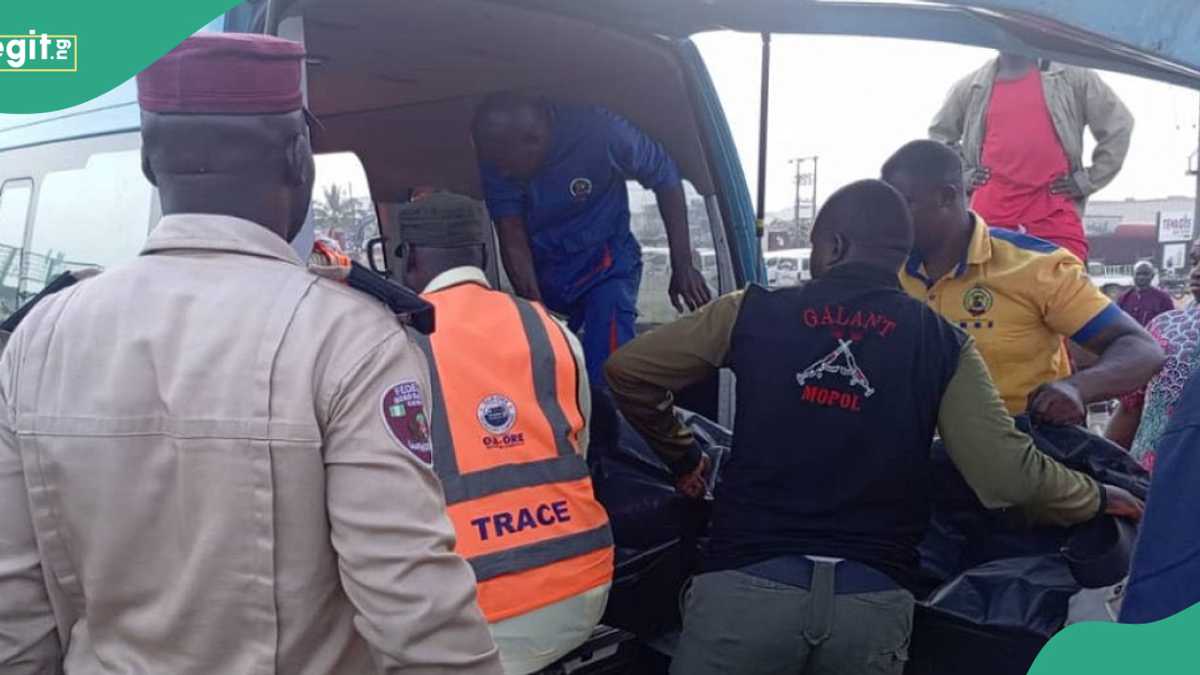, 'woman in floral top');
1127,307,1200,470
